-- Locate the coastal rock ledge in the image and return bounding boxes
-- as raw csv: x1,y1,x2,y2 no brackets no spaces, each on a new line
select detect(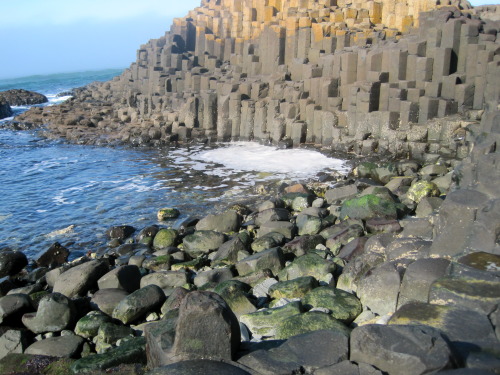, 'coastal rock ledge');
0,0,499,374
0,89,48,106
